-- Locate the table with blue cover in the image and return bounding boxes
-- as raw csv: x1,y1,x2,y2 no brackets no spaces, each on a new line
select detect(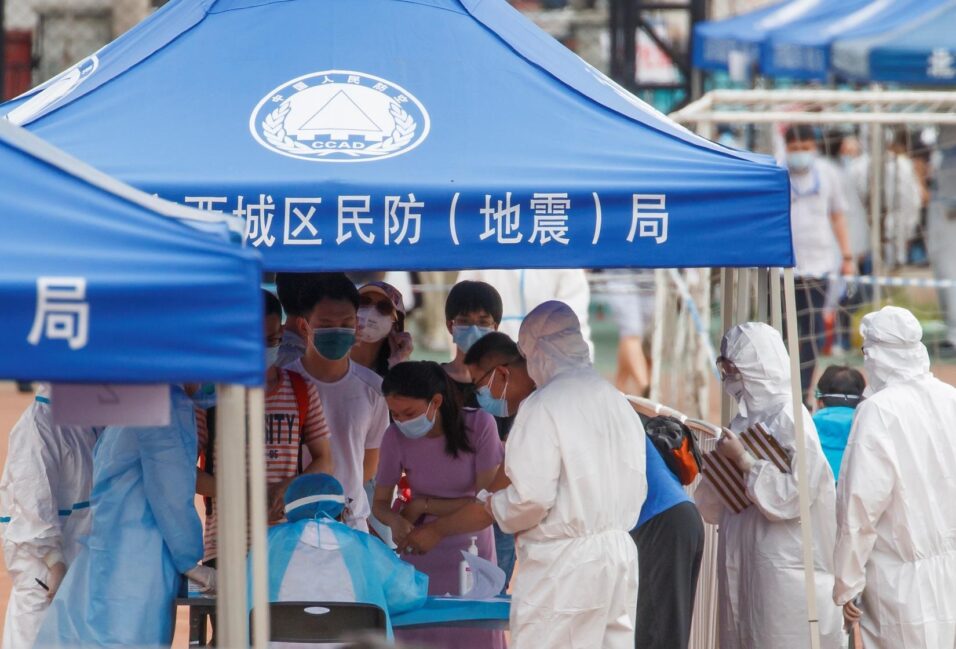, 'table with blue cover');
392,596,510,630
177,595,510,639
